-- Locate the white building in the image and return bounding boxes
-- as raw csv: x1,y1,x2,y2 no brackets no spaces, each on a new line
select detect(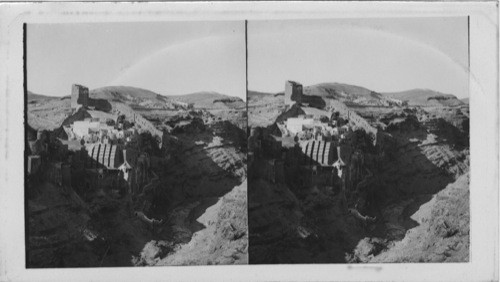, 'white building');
286,117,315,135
72,119,120,143
73,120,100,138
